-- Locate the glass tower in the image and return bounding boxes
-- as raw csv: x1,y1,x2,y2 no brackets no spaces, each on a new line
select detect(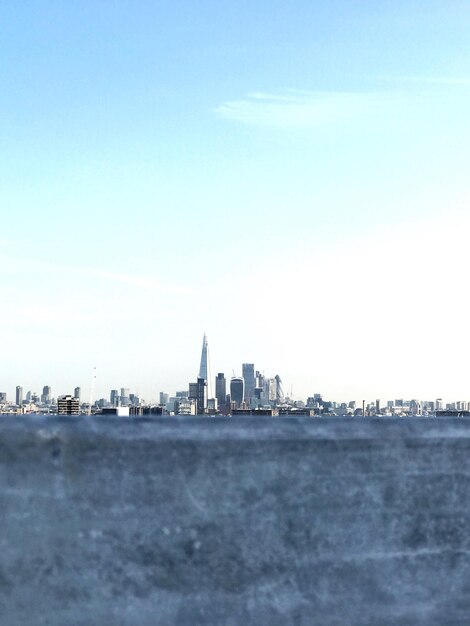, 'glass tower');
198,333,208,381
